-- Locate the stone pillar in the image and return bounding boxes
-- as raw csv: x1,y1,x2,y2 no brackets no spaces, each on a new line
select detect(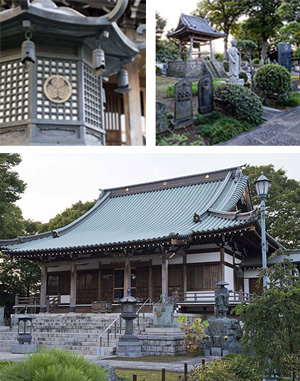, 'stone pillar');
124,257,131,293
40,264,47,313
210,40,215,60
189,36,194,60
162,253,169,299
148,260,153,301
177,43,182,61
70,262,77,313
124,54,143,146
